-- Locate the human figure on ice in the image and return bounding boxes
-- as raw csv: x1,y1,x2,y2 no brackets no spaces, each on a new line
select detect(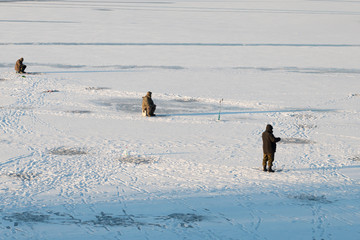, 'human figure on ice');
142,91,156,117
15,57,27,73
262,124,281,172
